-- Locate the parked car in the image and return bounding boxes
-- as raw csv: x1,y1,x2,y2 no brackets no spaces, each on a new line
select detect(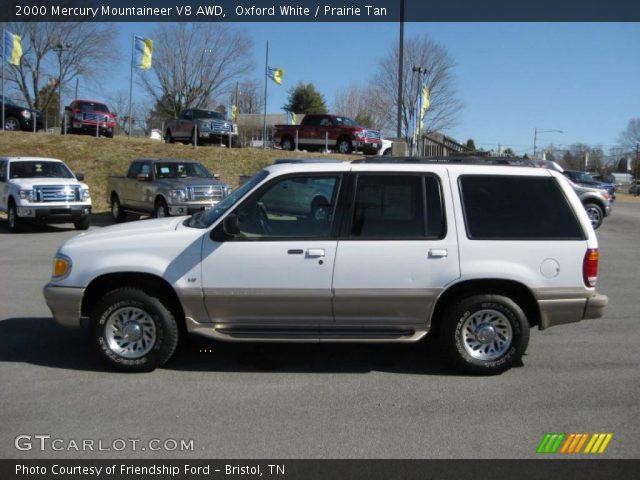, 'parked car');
164,109,238,147
44,156,607,374
273,114,382,154
107,158,231,221
0,156,91,232
629,181,640,196
562,170,616,199
62,99,116,138
1,95,43,132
